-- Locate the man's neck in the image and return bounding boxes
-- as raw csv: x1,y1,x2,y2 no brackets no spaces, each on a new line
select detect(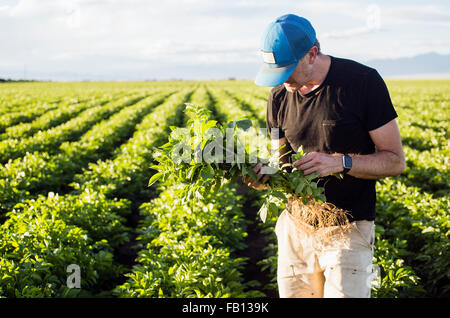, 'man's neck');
299,54,331,95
